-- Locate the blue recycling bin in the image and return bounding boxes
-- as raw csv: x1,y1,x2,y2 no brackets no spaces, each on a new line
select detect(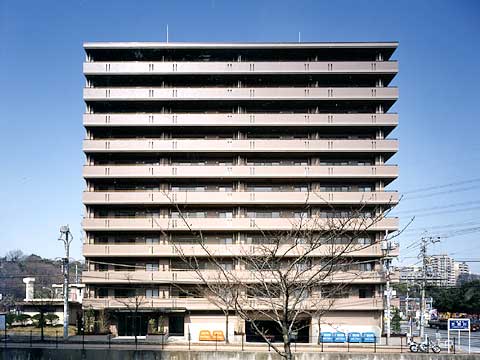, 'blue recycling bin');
333,332,347,343
348,332,362,343
361,332,376,343
320,332,334,343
